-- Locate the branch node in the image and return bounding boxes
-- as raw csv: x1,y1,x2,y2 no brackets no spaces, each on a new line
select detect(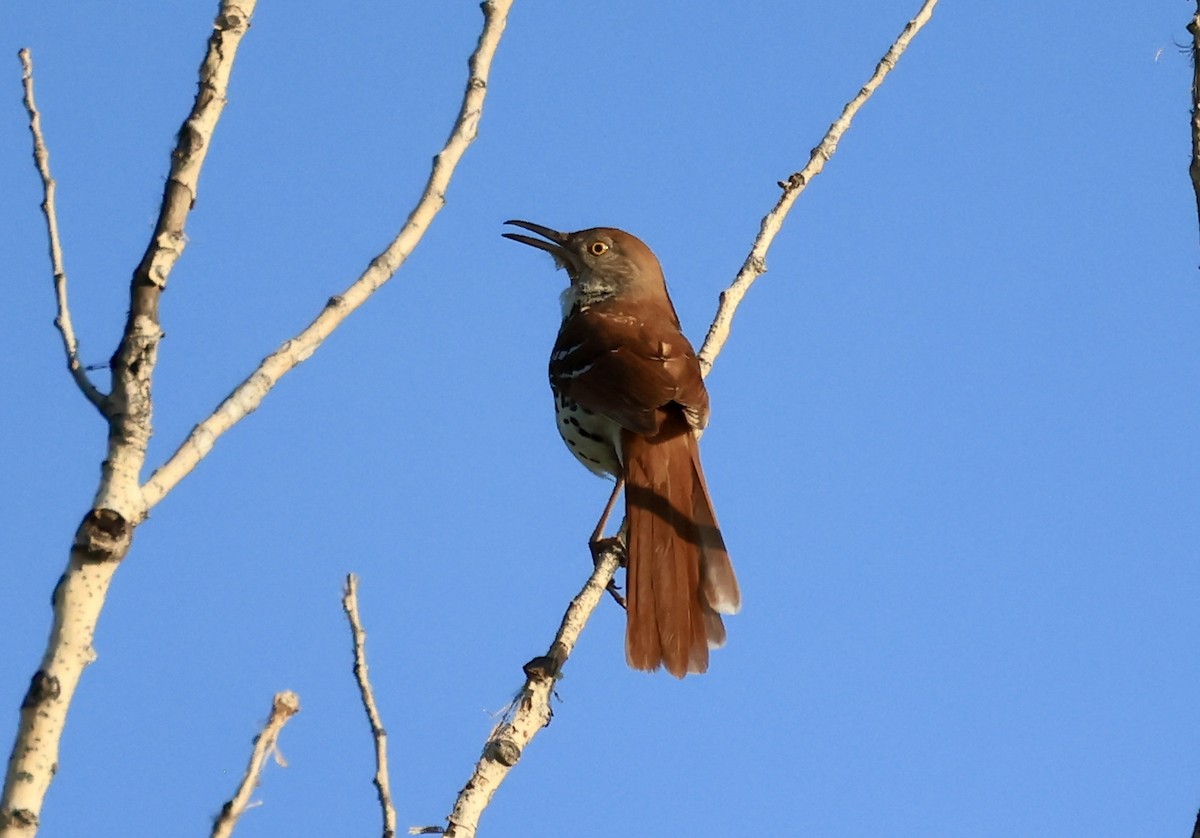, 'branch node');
216,10,249,30
521,643,566,682
74,508,131,562
482,738,521,767
3,809,38,829
21,672,61,710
